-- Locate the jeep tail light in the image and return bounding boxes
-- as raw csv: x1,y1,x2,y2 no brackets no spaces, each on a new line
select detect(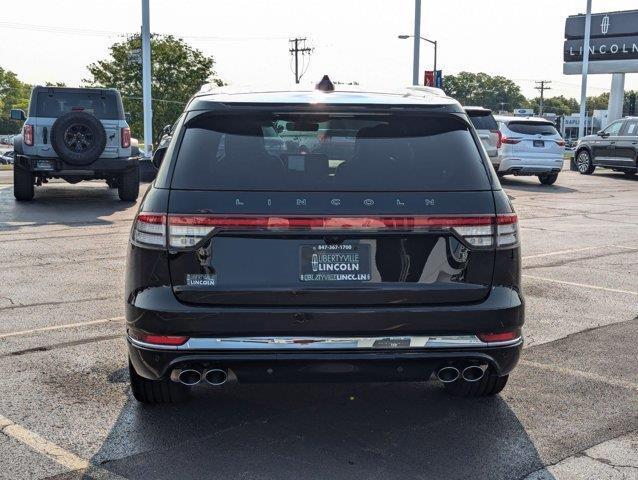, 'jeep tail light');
132,213,166,247
501,136,521,145
23,124,34,146
121,127,131,148
166,215,519,249
491,129,503,149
